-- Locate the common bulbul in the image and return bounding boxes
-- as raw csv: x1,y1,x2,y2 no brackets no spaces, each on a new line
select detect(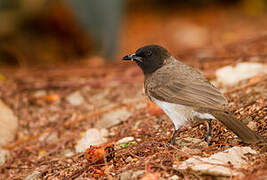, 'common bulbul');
122,45,265,144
